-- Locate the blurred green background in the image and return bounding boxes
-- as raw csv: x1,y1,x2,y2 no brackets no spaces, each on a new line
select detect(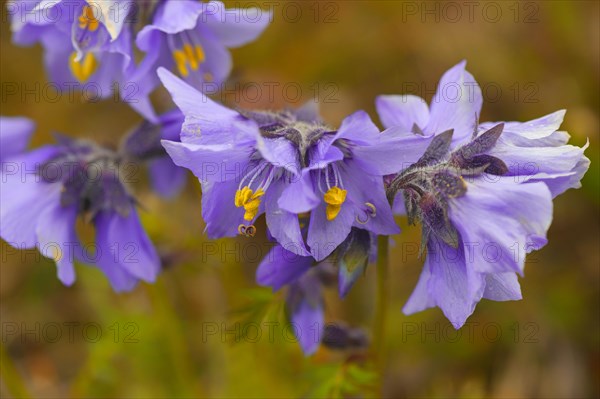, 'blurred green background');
1,1,598,398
